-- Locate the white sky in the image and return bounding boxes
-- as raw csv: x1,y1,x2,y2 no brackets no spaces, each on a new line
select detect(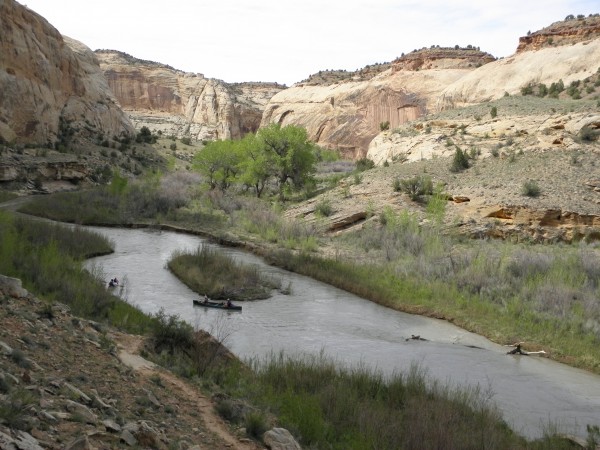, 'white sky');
20,0,599,86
